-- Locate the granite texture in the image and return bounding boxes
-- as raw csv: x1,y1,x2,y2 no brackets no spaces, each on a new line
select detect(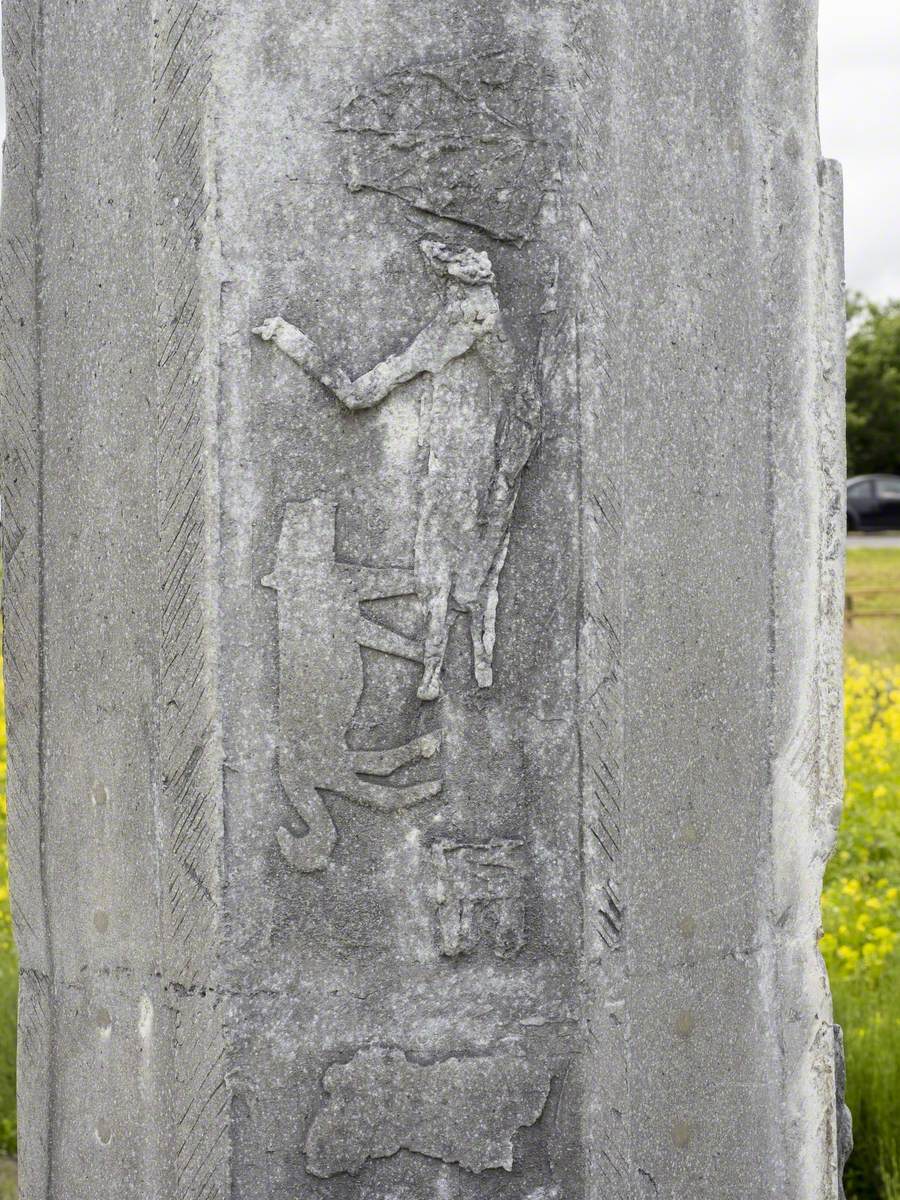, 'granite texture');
1,2,845,1198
